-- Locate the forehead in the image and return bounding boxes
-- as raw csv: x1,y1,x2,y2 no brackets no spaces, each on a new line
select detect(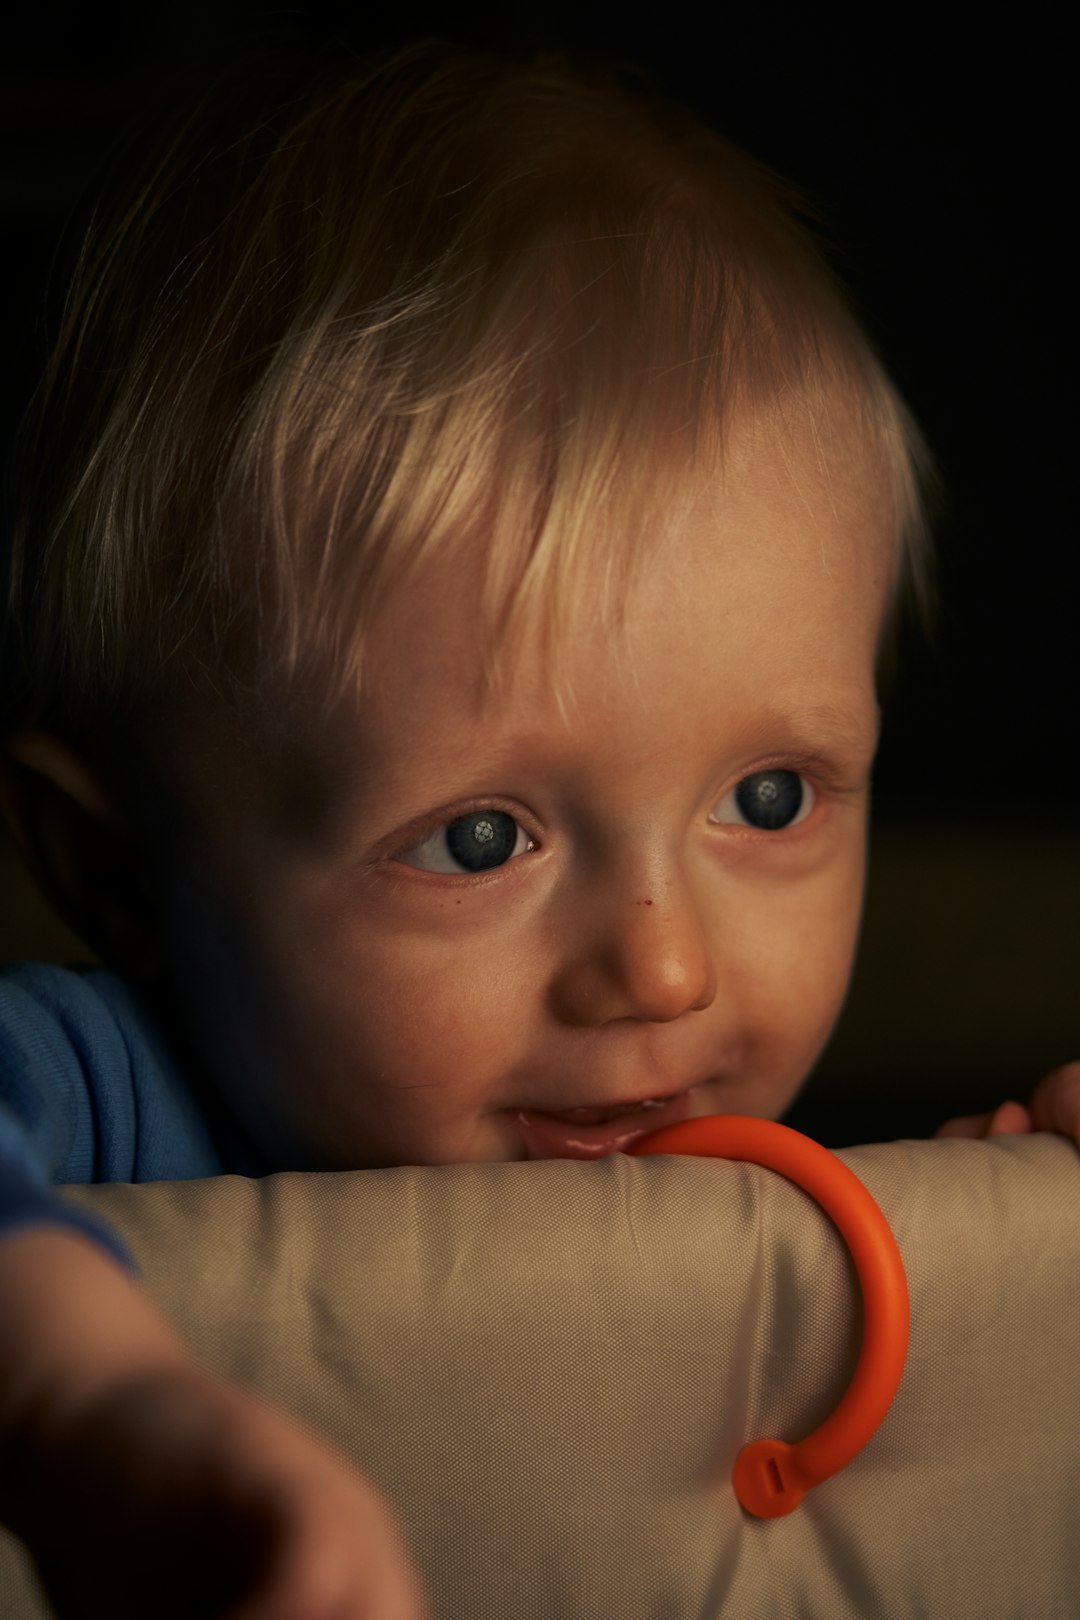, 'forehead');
292,420,888,821
380,417,888,710
152,412,890,846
